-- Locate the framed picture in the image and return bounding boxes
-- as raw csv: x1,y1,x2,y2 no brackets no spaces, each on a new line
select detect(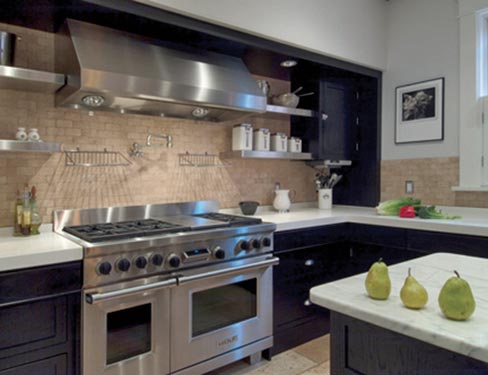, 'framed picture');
395,77,444,144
